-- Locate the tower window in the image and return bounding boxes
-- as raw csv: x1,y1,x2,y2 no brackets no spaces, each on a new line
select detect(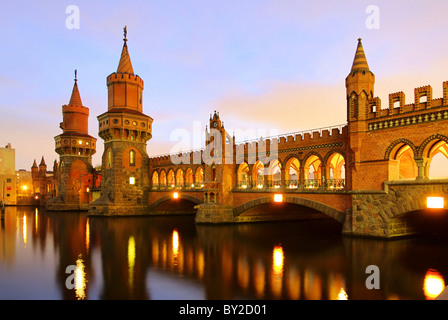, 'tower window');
130,150,136,166
107,149,112,168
